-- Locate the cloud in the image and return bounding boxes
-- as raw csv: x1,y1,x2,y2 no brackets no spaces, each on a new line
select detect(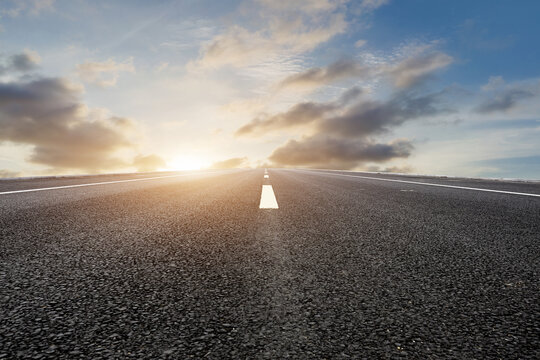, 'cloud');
233,38,457,171
319,89,453,137
235,87,362,136
237,86,451,138
276,45,453,92
236,102,334,136
133,154,166,172
354,39,367,48
385,51,453,88
76,58,135,87
278,59,369,90
0,169,20,178
269,135,413,169
357,0,390,12
475,89,535,114
0,50,41,74
0,77,137,172
191,1,348,69
28,0,54,15
210,157,249,169
237,81,456,169
481,76,505,91
193,26,268,69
